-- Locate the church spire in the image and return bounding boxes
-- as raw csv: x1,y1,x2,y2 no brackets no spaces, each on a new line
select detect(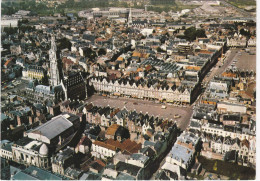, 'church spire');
51,35,57,52
49,35,60,86
128,7,132,27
